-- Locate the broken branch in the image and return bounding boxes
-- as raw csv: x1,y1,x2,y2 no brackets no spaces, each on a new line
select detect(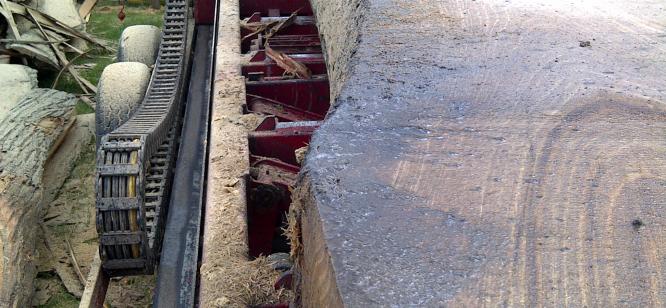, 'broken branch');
0,38,67,44
66,239,87,286
241,20,279,42
27,8,97,94
265,45,312,79
240,8,302,42
4,1,112,52
51,49,92,90
265,9,301,39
